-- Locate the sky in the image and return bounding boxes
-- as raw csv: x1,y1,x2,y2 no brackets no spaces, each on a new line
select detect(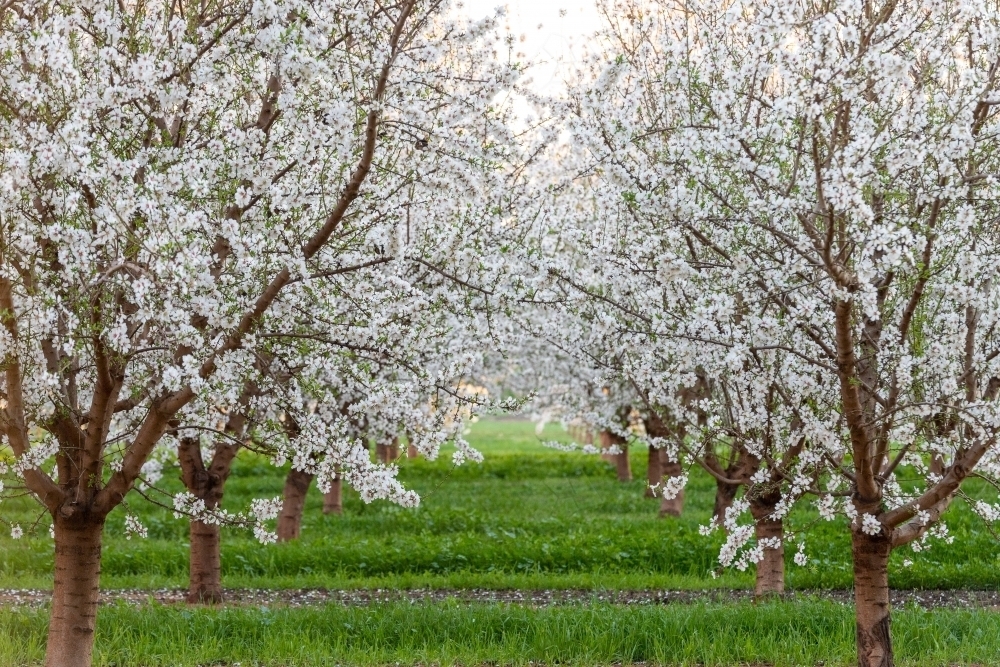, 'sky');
451,0,604,94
